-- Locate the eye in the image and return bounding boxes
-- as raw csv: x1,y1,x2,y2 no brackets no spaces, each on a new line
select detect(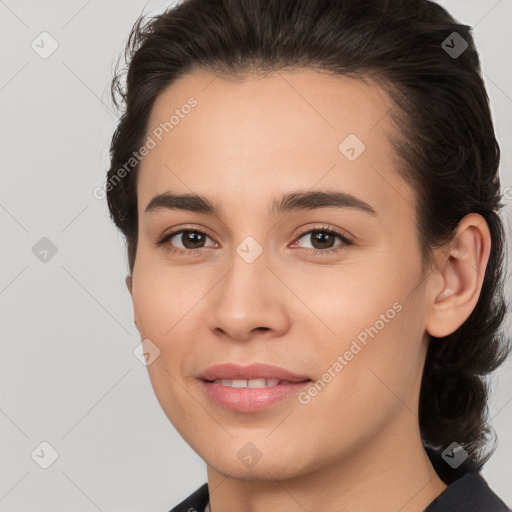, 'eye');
155,227,217,256
155,224,353,257
291,225,353,256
